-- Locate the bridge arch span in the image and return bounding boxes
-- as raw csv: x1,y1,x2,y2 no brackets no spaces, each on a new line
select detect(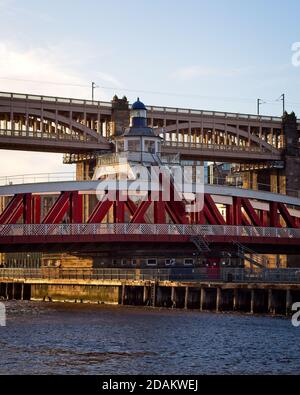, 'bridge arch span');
161,122,281,155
